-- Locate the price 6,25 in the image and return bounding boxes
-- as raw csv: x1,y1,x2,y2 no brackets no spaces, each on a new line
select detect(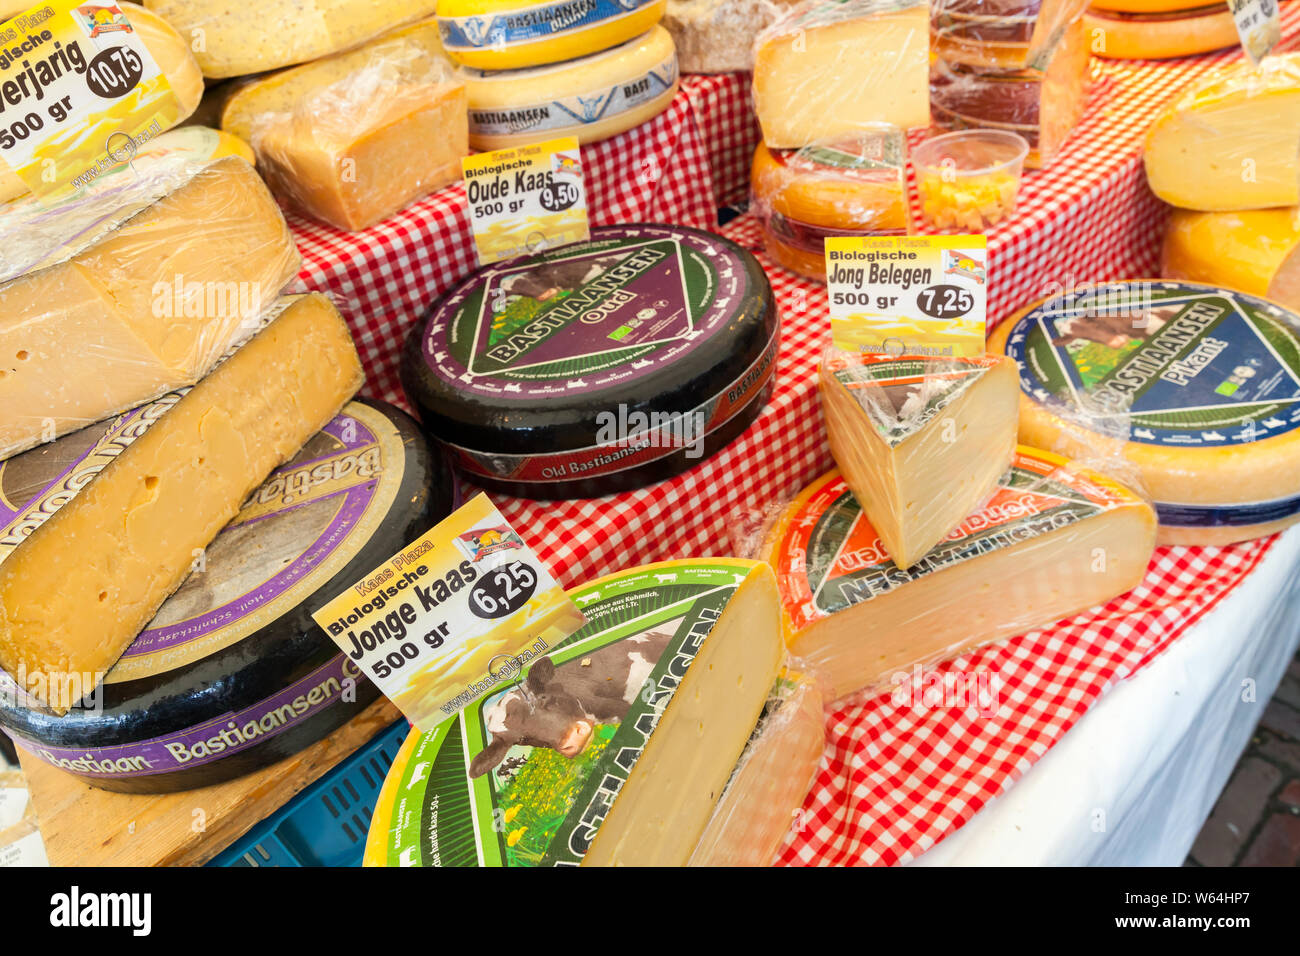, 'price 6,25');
469,562,538,619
